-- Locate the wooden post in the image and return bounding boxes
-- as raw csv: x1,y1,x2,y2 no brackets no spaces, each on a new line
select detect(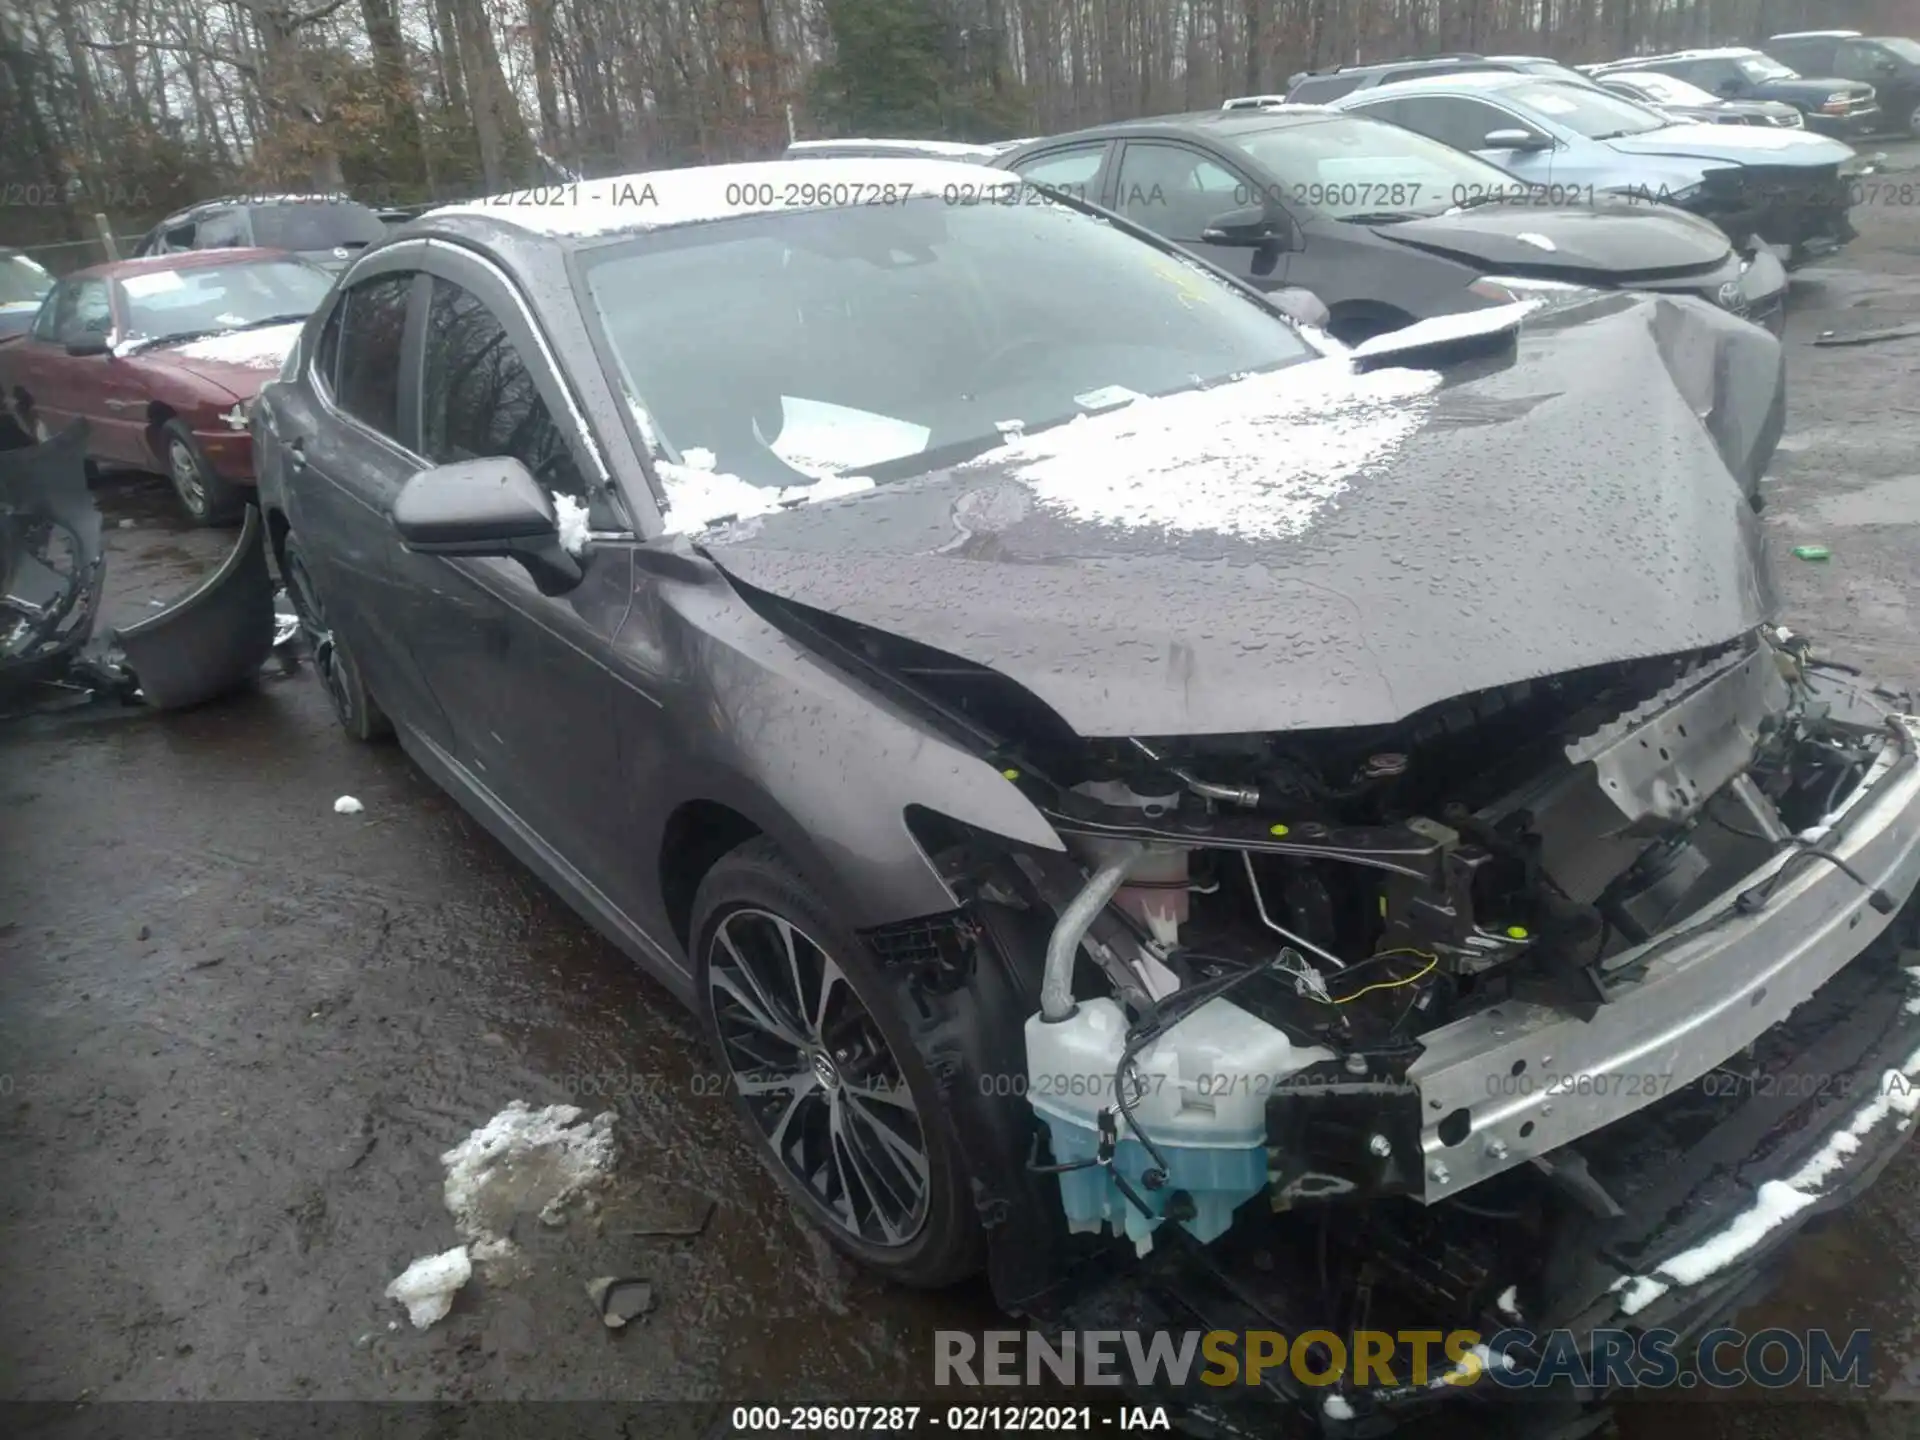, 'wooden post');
93,213,120,262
